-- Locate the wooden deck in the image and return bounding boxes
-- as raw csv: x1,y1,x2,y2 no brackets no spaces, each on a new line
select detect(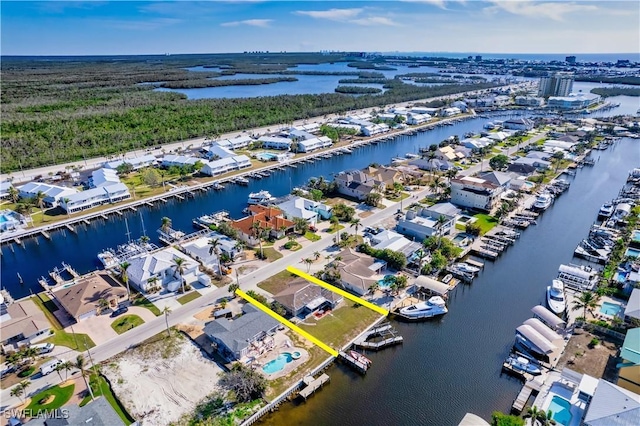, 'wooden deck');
512,377,543,413
298,373,330,400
